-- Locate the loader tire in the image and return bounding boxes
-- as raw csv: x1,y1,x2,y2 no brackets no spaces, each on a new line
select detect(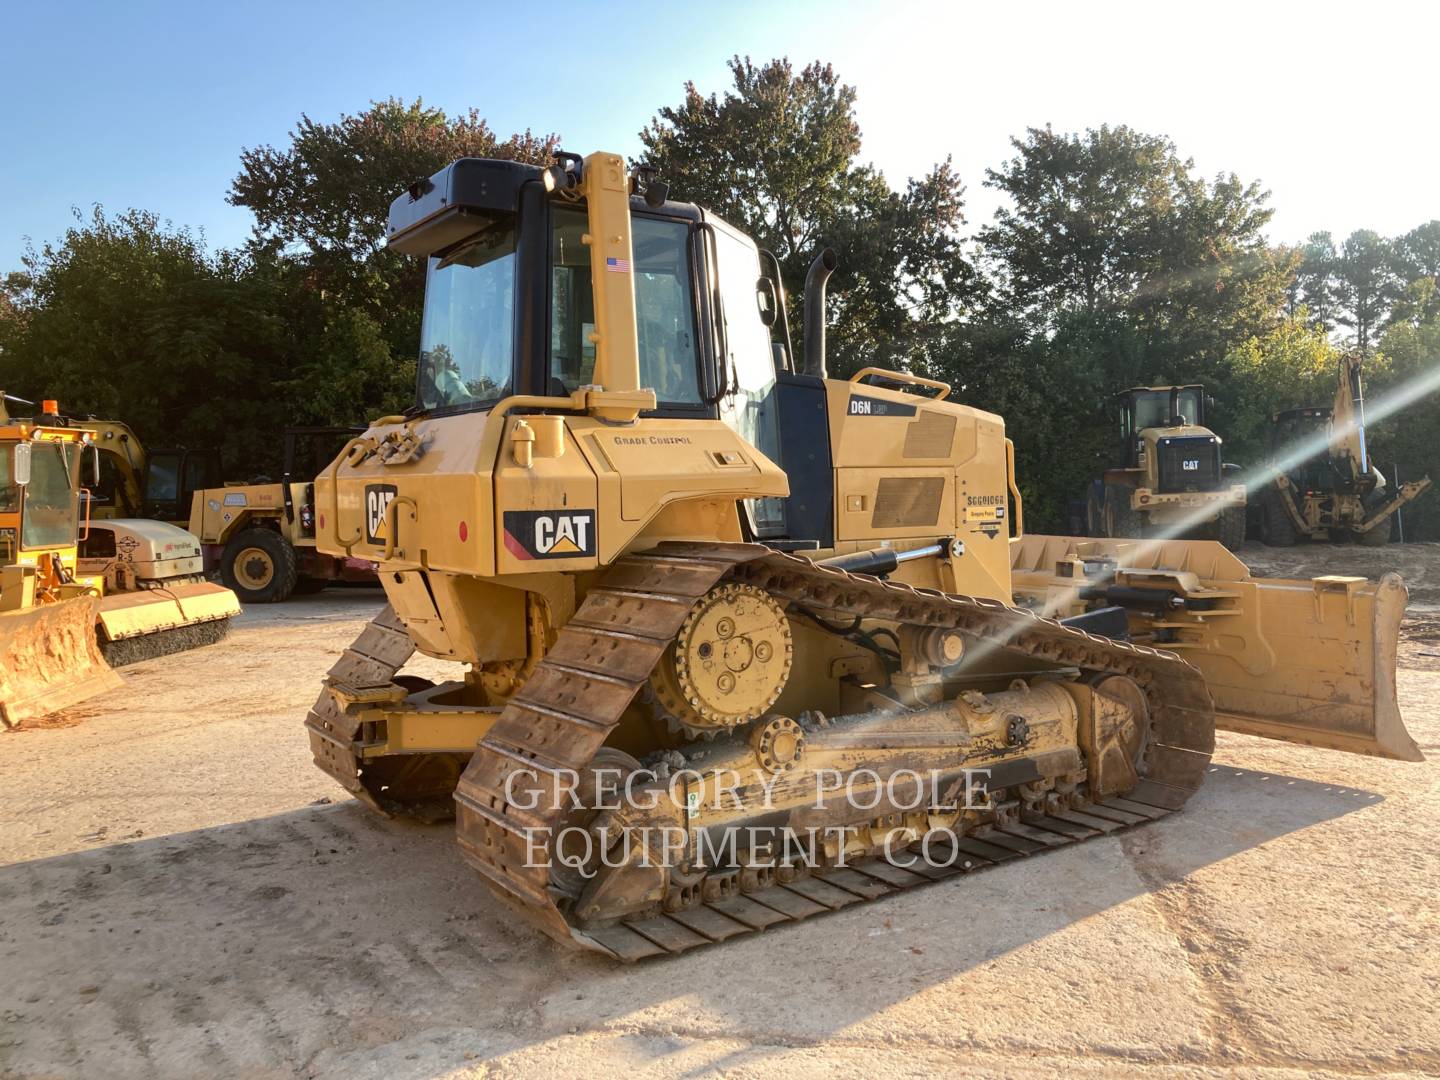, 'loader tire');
1103,483,1143,539
1214,506,1246,552
221,527,299,603
1259,491,1297,547
290,576,329,596
1357,518,1392,546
